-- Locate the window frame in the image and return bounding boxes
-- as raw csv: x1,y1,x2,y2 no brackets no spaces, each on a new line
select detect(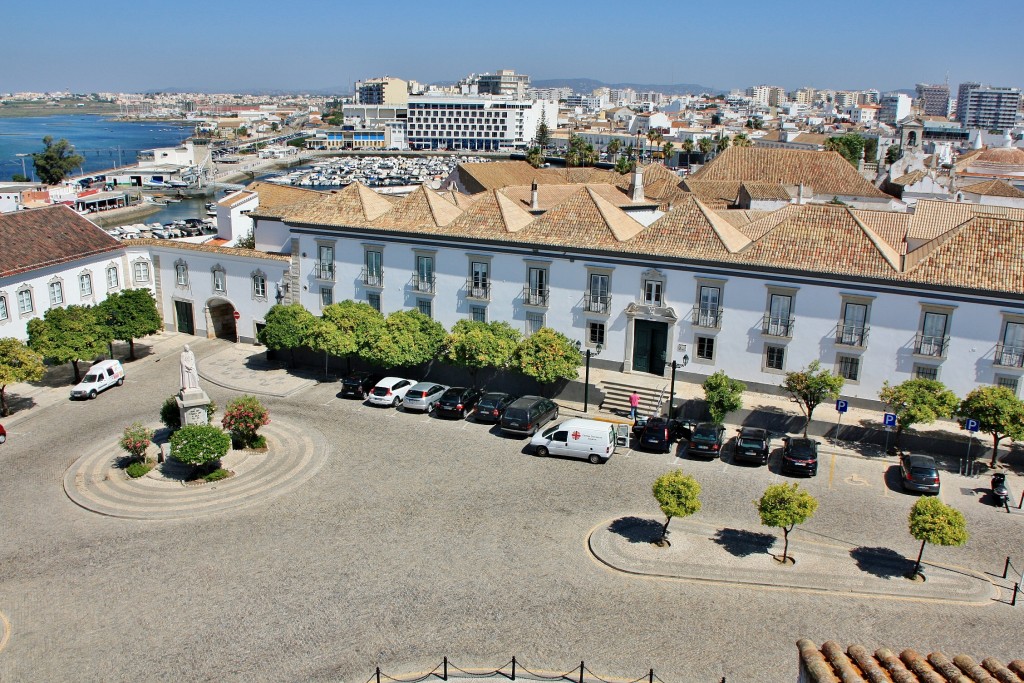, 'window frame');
836,354,861,383
762,286,797,338
837,293,873,347
106,265,120,290
695,335,716,363
587,320,606,348
914,303,954,358
367,292,381,312
320,286,333,308
995,374,1020,396
913,364,940,381
416,297,432,318
413,249,436,294
174,260,189,287
212,265,227,294
585,266,613,315
763,344,786,373
995,313,1024,368
525,311,545,336
694,278,725,329
470,305,487,322
0,294,7,322
133,260,151,284
252,272,267,300
363,244,384,288
525,260,550,308
48,280,64,306
79,272,93,298
17,288,33,315
316,242,336,281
